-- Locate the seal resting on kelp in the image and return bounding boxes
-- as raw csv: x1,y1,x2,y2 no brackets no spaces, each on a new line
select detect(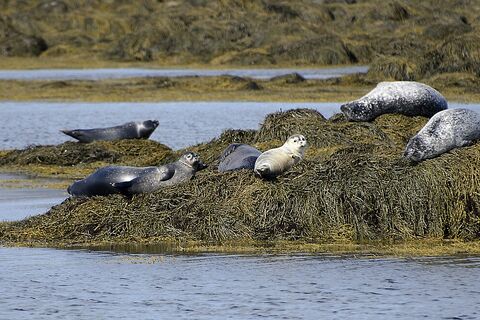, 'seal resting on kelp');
67,152,207,197
254,134,307,179
218,143,261,172
341,81,448,122
404,108,480,162
61,120,159,143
